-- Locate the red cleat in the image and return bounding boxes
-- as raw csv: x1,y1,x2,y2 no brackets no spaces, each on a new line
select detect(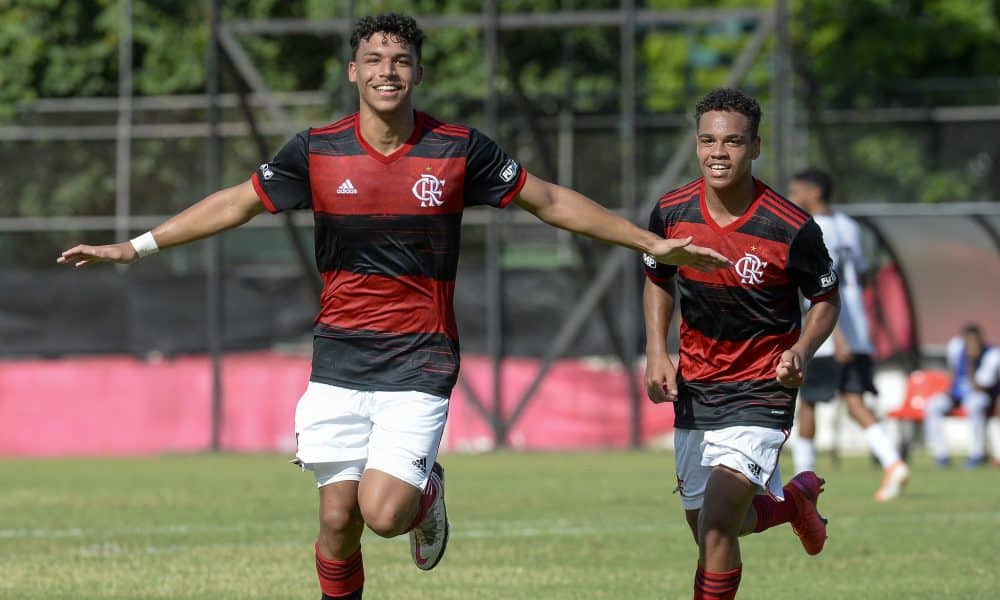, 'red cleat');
785,471,828,555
